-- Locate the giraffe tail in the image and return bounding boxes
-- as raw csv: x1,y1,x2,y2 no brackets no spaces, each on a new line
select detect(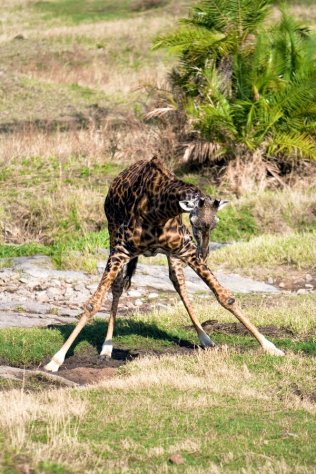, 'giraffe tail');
123,257,138,290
